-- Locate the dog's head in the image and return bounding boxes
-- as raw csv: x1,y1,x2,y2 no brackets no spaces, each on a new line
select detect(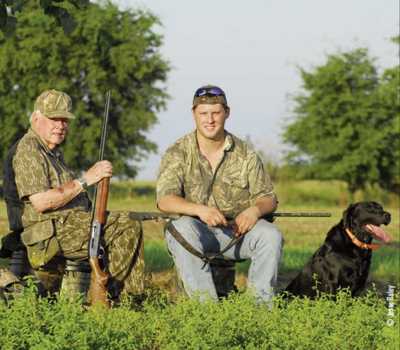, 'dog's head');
343,201,391,244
